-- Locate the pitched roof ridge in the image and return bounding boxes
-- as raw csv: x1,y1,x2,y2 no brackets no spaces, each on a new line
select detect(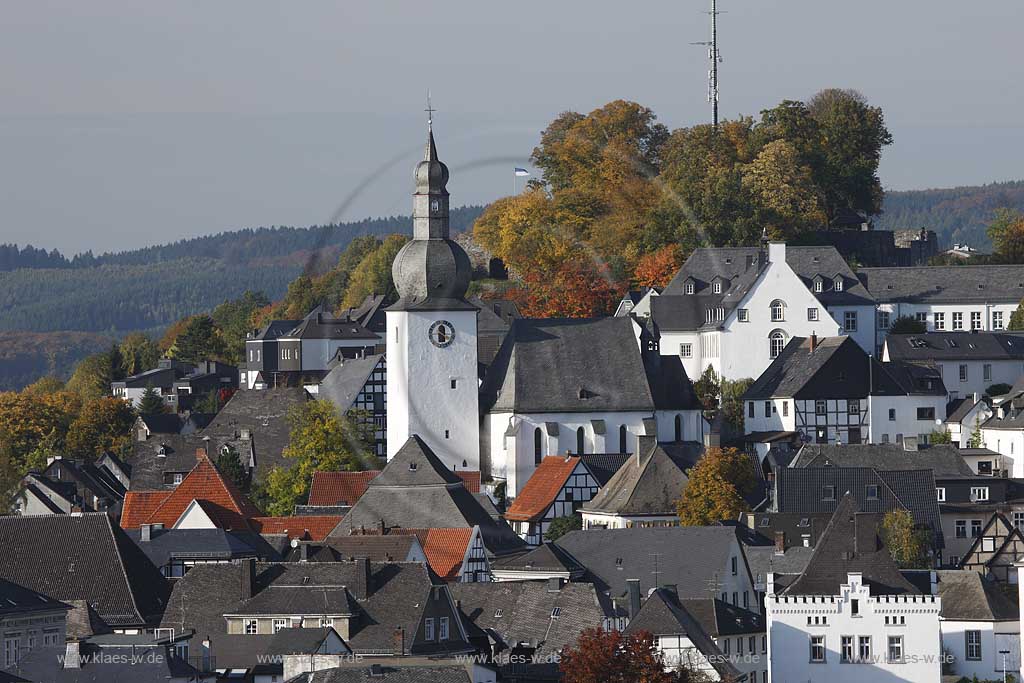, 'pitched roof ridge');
101,513,146,625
